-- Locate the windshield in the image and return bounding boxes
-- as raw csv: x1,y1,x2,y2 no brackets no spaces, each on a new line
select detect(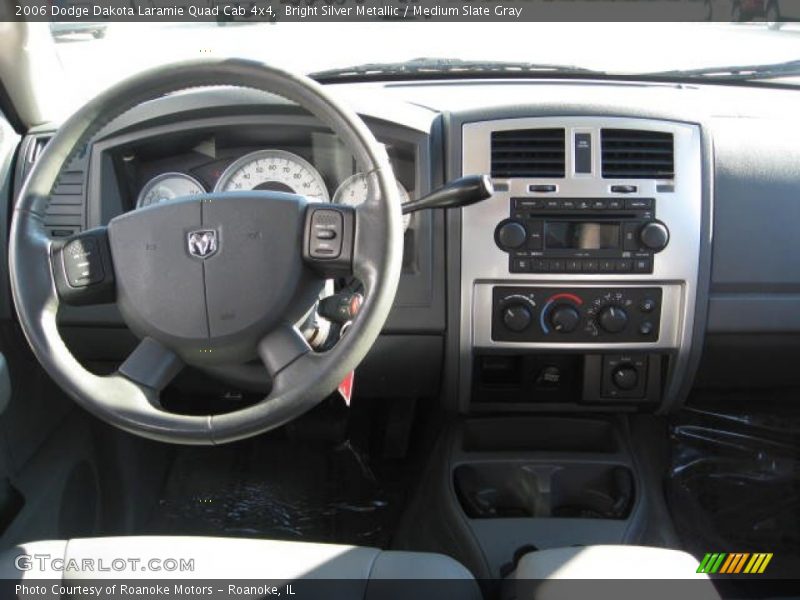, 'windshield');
38,21,800,119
